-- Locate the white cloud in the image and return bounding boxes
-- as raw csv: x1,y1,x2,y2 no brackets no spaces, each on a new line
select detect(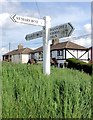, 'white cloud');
52,5,90,26
84,24,91,34
0,0,6,2
0,47,8,52
1,0,17,2
0,47,8,60
71,37,91,48
0,13,10,27
1,0,21,14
